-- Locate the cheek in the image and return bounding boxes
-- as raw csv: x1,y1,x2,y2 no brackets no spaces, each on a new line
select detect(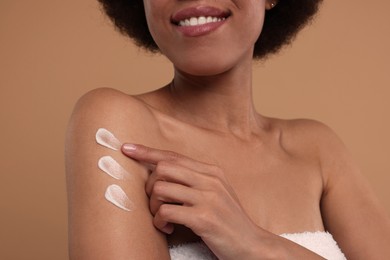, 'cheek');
143,2,157,40
143,3,173,52
240,3,266,43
